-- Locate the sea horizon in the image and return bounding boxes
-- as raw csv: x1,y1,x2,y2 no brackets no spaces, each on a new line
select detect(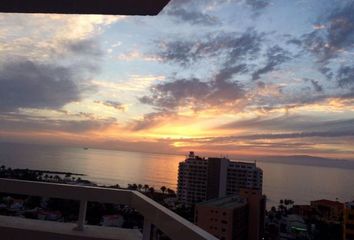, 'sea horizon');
1,141,353,209
2,140,354,170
